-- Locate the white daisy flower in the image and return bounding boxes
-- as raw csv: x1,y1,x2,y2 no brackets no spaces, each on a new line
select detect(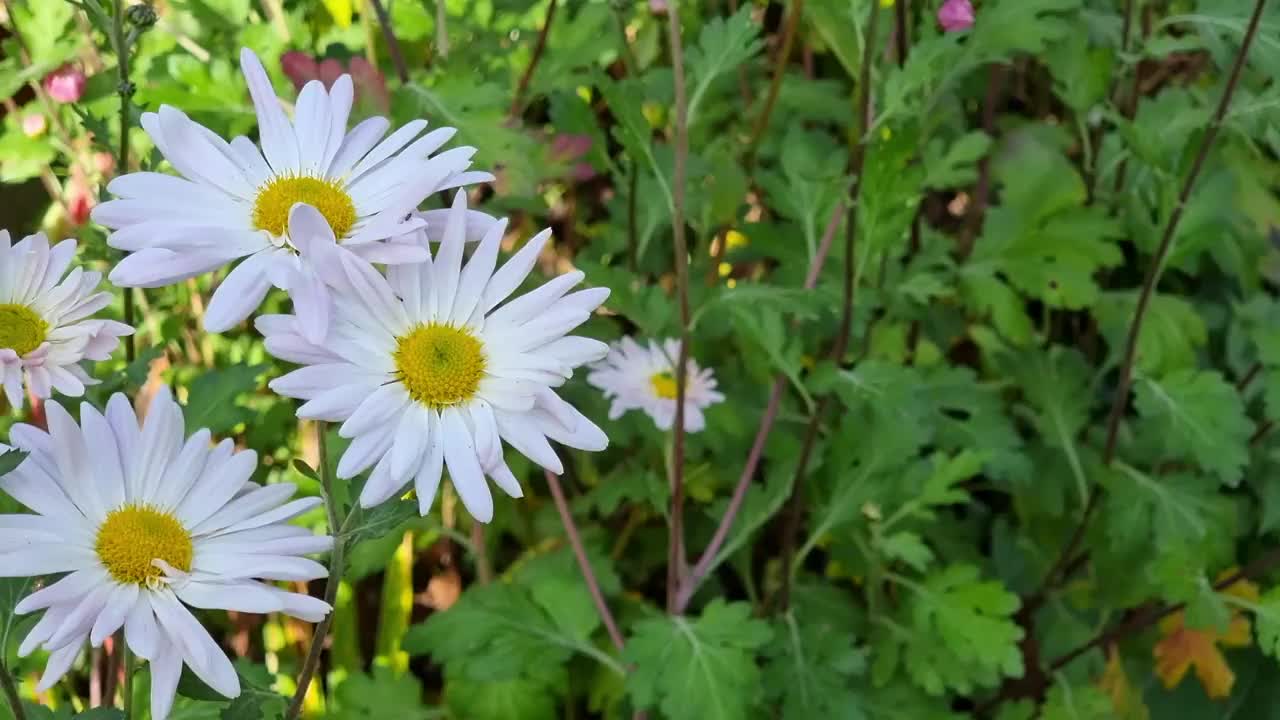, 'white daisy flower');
92,47,494,342
0,231,132,409
0,388,332,720
587,337,724,432
258,192,611,522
